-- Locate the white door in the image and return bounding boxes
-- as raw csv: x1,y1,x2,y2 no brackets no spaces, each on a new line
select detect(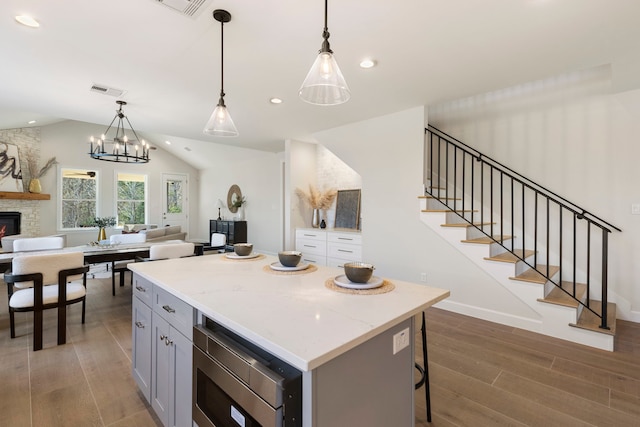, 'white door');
161,173,188,234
